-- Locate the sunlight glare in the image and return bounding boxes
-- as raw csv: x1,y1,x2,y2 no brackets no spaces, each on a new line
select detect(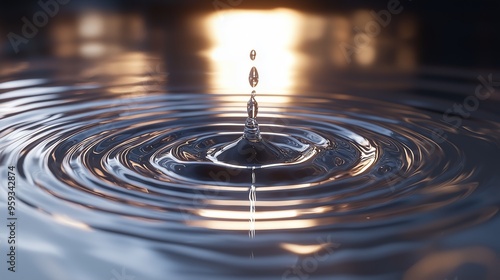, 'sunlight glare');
205,9,302,98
